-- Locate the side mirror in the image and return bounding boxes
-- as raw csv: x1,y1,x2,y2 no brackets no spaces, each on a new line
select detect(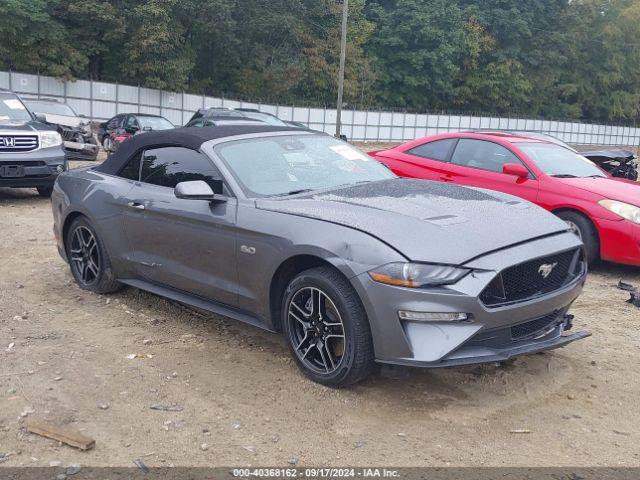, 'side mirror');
502,163,529,178
174,180,226,202
34,112,47,123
